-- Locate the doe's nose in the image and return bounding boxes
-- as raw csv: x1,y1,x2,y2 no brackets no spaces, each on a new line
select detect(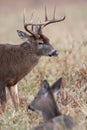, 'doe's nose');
28,105,35,111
